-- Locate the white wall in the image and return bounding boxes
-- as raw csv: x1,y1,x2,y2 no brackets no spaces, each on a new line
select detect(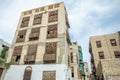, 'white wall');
4,64,71,80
